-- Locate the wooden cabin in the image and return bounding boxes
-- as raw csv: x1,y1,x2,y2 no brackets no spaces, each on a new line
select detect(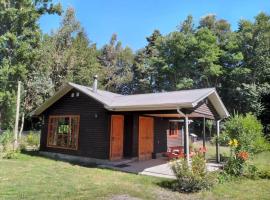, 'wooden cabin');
33,78,229,163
